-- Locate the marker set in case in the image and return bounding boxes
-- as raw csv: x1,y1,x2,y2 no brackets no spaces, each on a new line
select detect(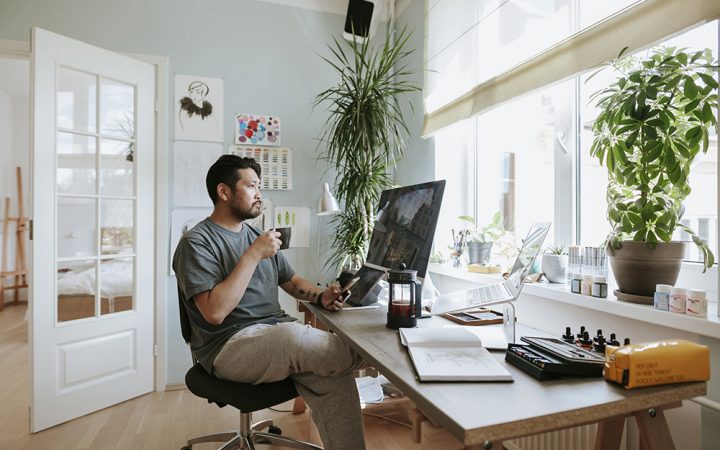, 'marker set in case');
505,336,605,380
